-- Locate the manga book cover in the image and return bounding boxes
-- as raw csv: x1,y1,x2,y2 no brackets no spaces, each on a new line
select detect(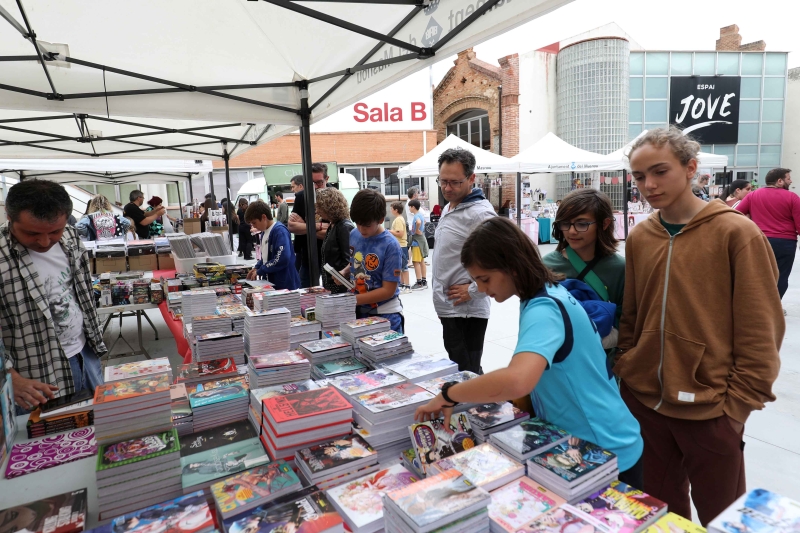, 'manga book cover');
300,338,351,354
530,439,617,483
487,478,566,533
467,402,529,430
180,420,257,457
263,387,351,423
708,488,800,533
177,359,237,381
5,427,96,479
644,513,706,533
211,461,301,515
82,491,214,533
417,371,479,395
342,317,389,330
313,358,366,377
328,369,403,396
251,381,320,403
384,469,489,528
97,429,179,470
491,418,570,455
354,383,434,413
327,464,417,529
0,489,87,533
519,504,606,533
297,435,376,473
410,414,477,475
181,438,271,489
104,358,171,382
573,481,668,533
93,374,170,404
385,357,456,381
223,491,343,533
429,442,522,487
250,352,308,369
357,331,406,347
188,377,249,408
